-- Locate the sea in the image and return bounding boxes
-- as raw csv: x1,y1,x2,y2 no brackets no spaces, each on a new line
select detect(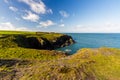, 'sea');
56,33,120,54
